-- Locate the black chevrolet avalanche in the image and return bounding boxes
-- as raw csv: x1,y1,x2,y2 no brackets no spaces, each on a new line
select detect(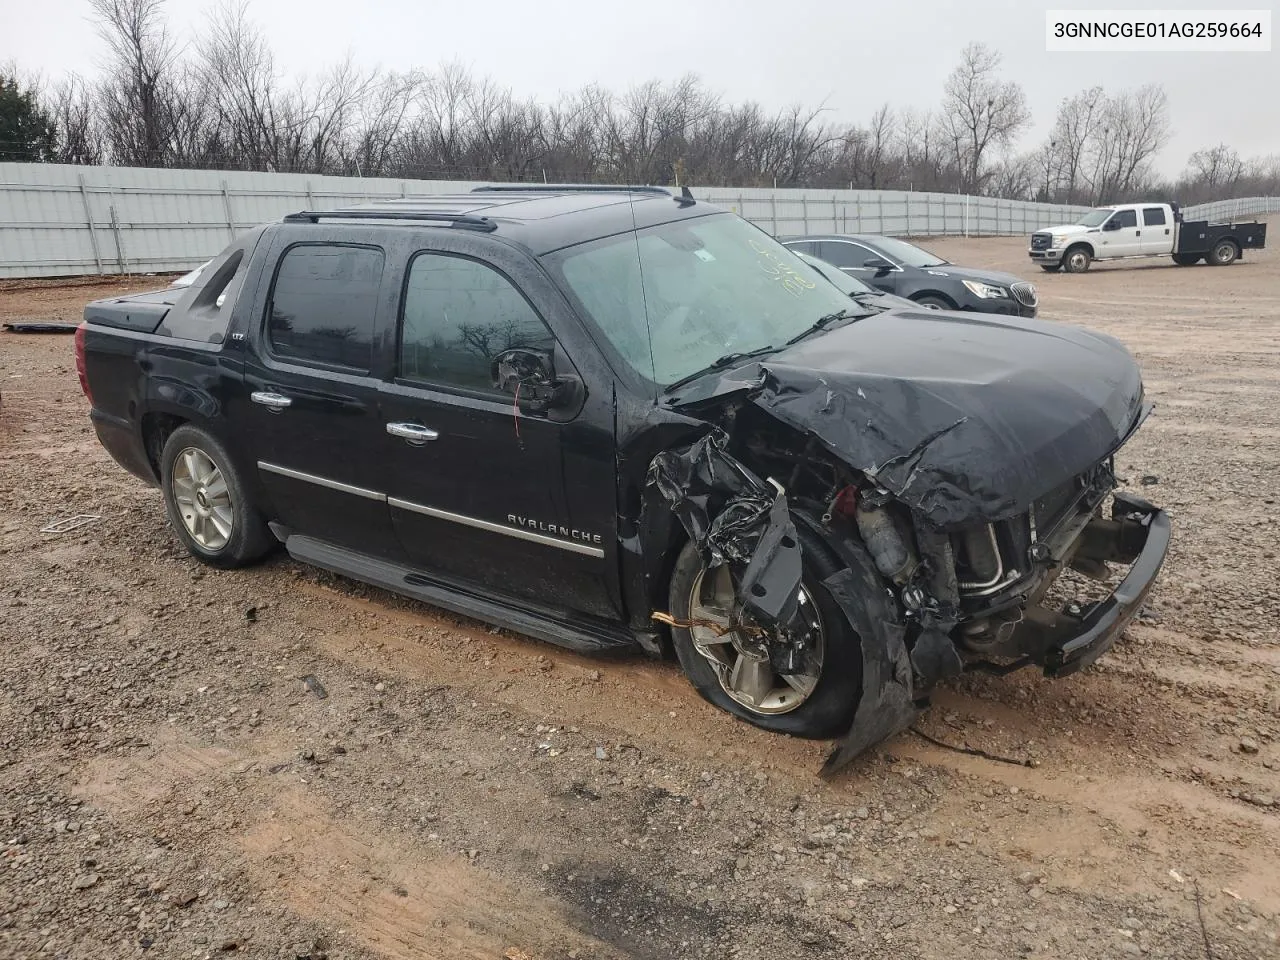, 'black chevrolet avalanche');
77,186,1168,774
